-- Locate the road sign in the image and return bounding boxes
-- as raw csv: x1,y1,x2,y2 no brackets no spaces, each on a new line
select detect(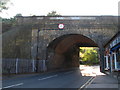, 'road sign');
58,24,64,29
